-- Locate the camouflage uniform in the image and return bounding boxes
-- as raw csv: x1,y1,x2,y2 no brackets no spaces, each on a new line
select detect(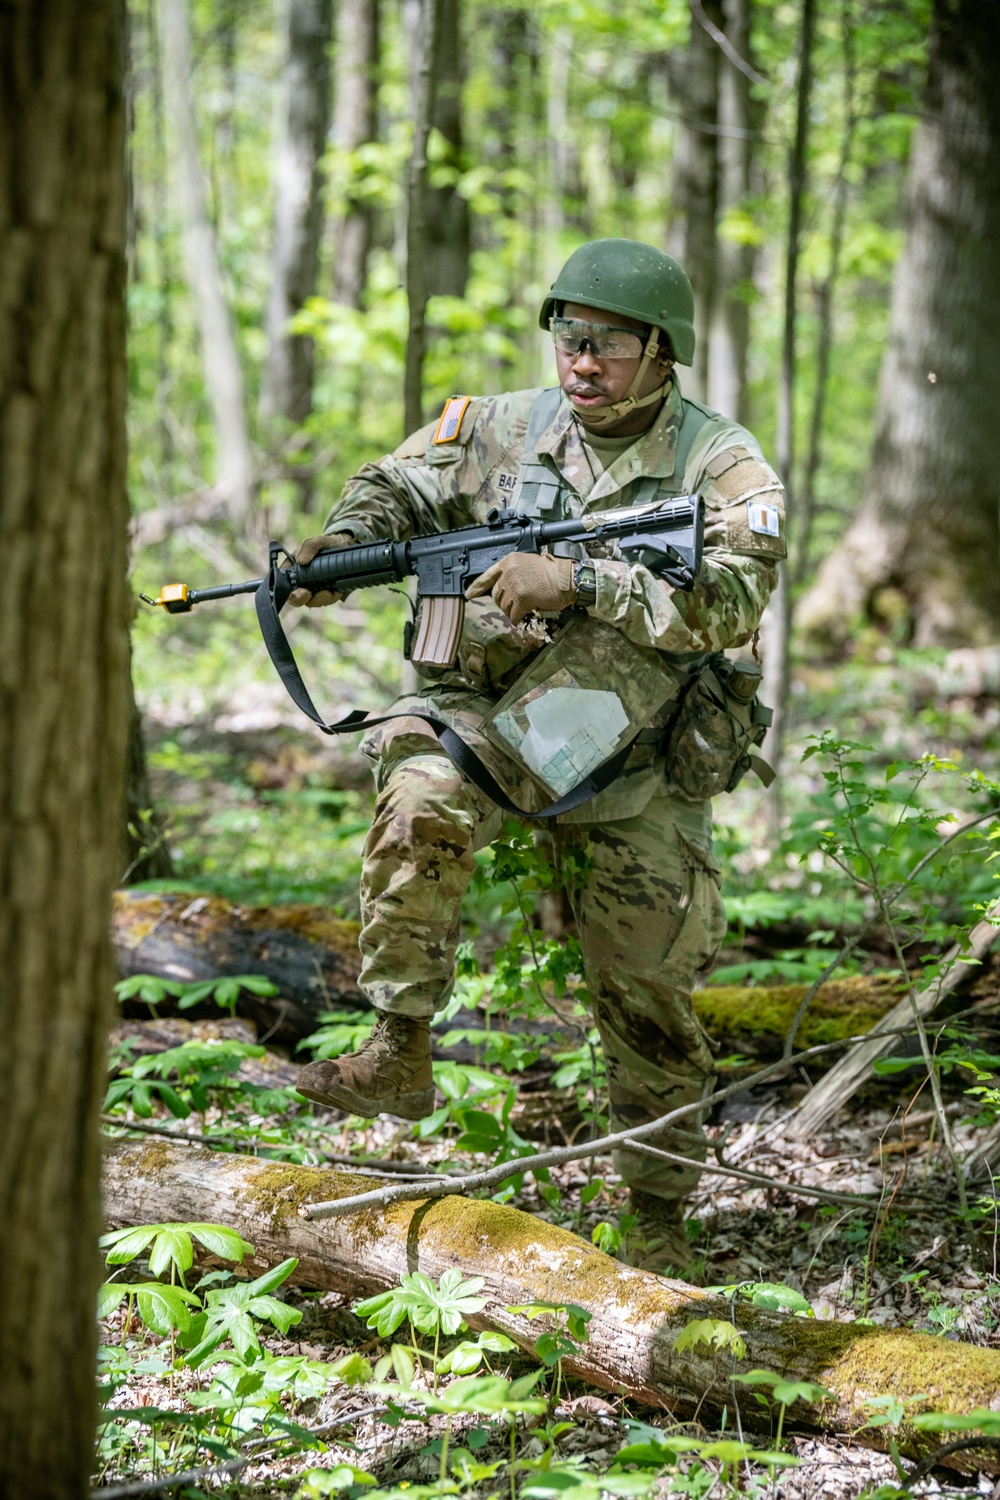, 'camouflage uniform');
323,378,785,1204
